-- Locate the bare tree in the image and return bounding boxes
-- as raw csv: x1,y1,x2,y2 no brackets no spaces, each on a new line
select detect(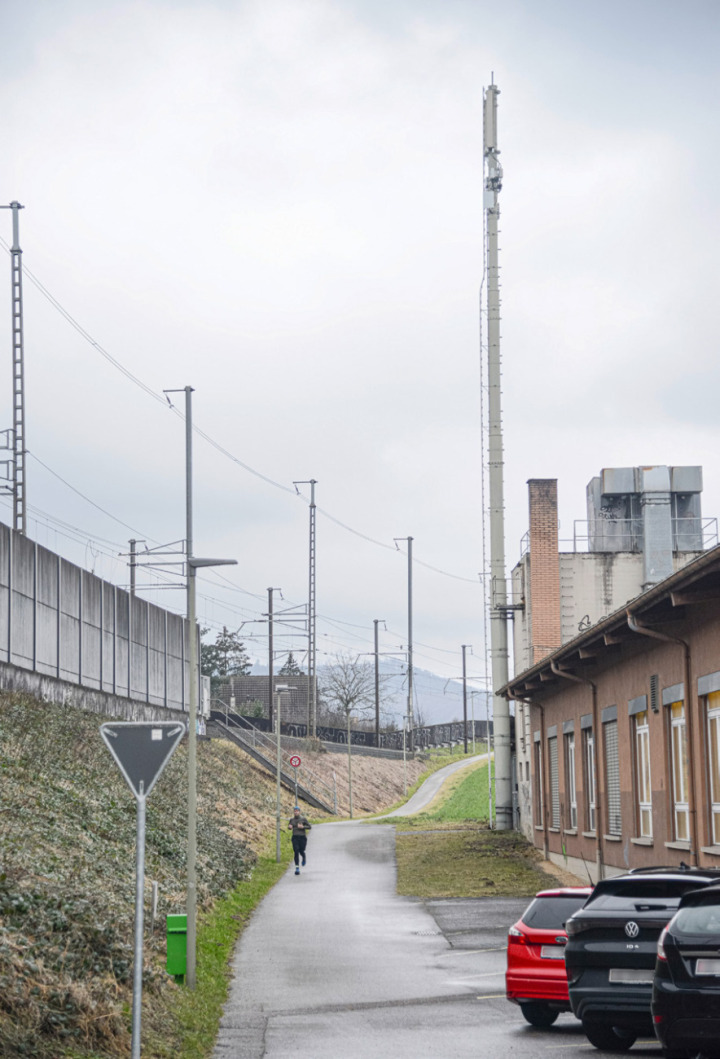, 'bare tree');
318,652,395,730
318,652,375,725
